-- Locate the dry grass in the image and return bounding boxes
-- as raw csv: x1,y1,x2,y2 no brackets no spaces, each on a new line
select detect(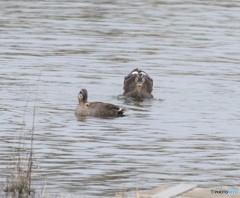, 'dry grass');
4,153,35,197
4,74,41,198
